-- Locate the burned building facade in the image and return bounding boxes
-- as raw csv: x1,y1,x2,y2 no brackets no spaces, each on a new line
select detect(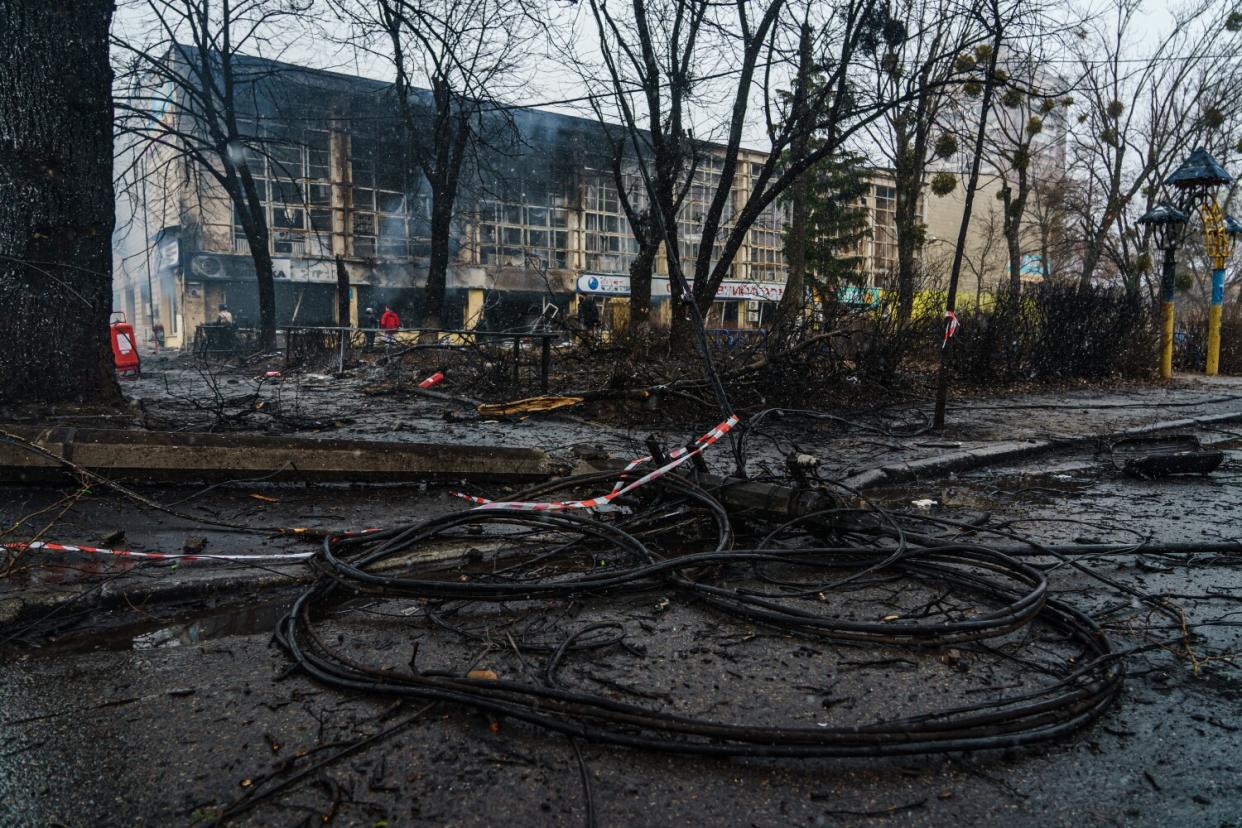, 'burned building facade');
112,54,917,349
